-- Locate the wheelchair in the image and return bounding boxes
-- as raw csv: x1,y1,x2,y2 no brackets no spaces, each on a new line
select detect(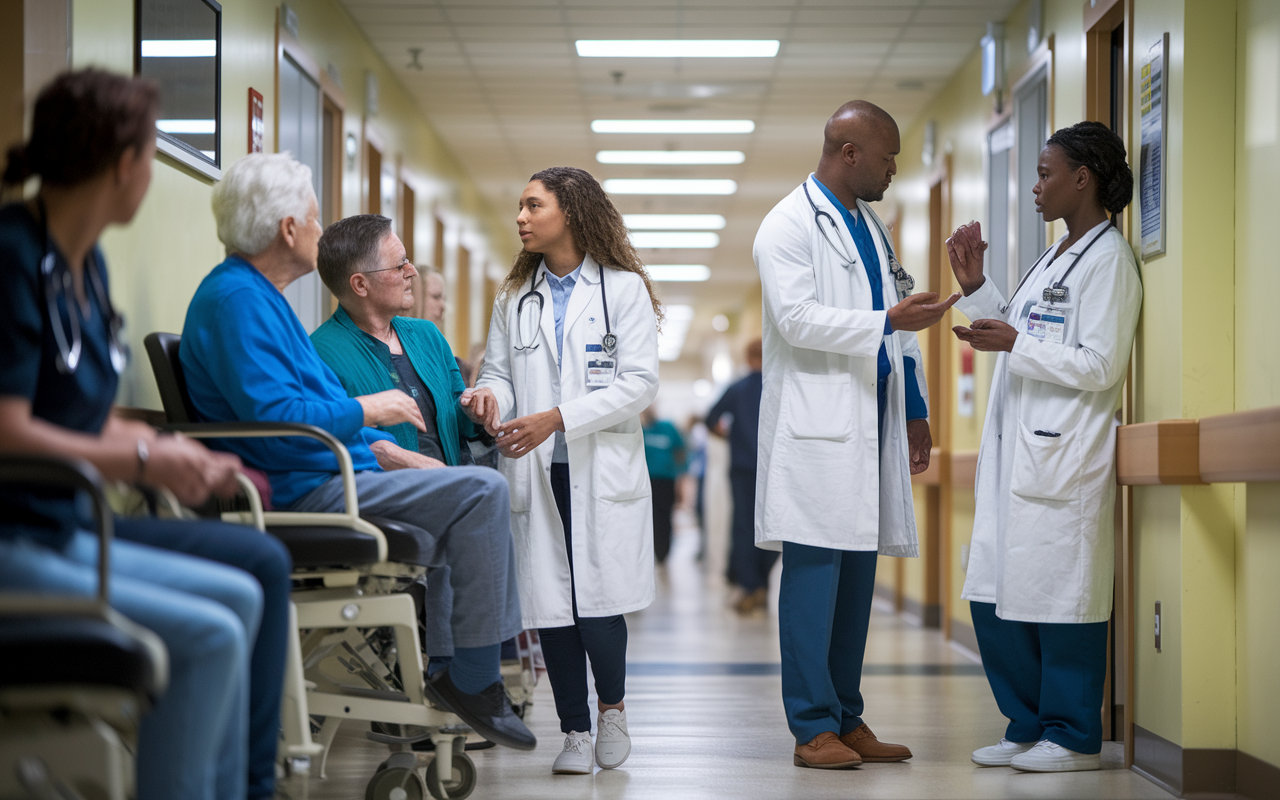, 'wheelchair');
0,456,168,800
145,333,479,800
